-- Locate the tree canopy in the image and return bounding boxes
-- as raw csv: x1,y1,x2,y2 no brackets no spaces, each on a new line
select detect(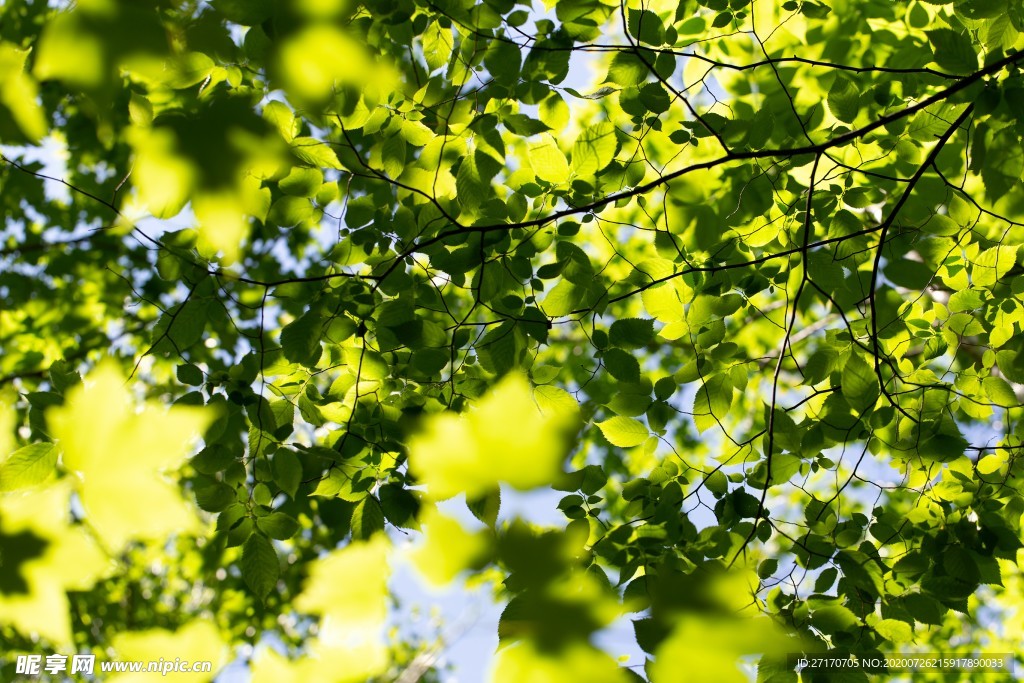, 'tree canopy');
2,0,1024,680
